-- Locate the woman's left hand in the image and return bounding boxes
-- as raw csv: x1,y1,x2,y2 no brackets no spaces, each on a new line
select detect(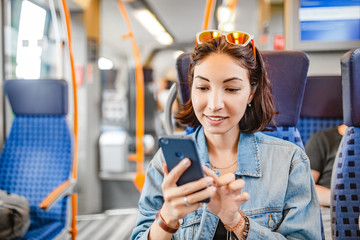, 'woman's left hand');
203,166,250,226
